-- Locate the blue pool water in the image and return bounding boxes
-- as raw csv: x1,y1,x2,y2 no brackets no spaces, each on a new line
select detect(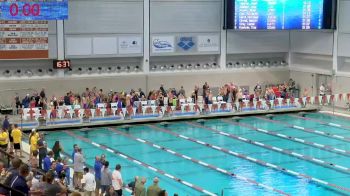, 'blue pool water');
45,112,350,195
